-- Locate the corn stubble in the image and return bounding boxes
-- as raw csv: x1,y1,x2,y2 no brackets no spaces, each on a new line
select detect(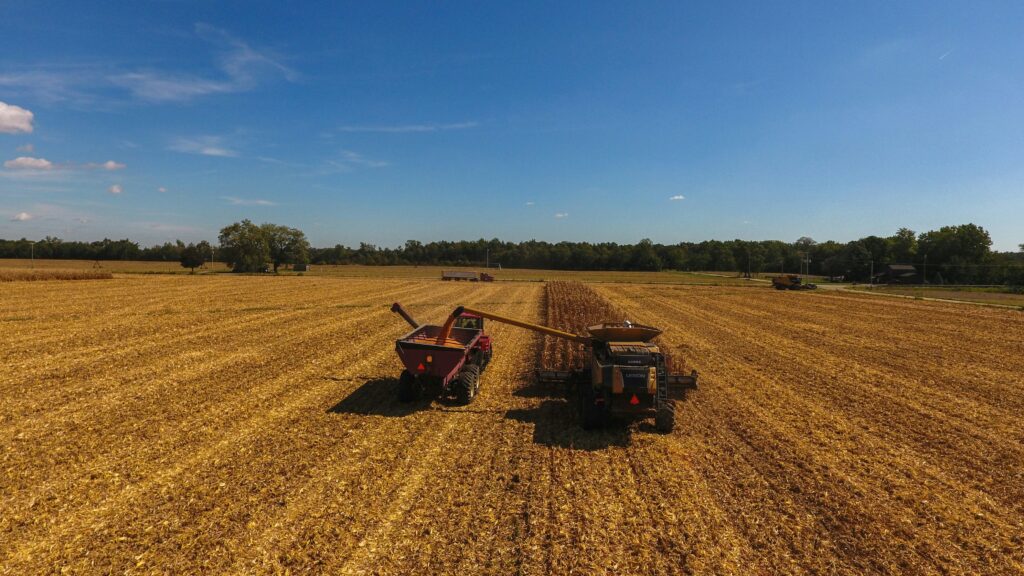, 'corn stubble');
1,275,1022,574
